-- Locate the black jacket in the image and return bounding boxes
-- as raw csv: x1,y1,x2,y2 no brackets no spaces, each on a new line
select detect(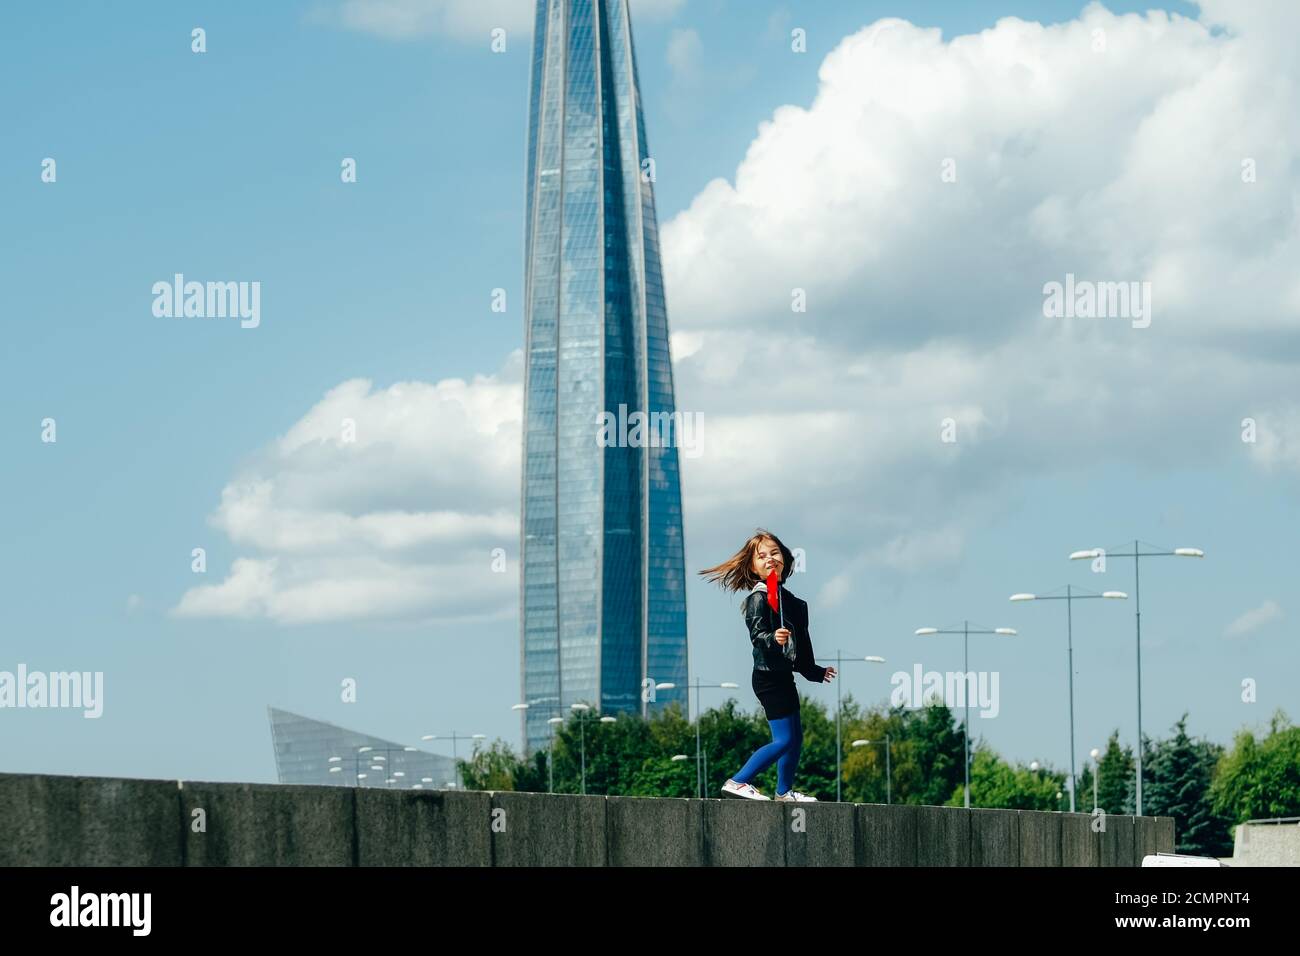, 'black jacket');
742,585,828,683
